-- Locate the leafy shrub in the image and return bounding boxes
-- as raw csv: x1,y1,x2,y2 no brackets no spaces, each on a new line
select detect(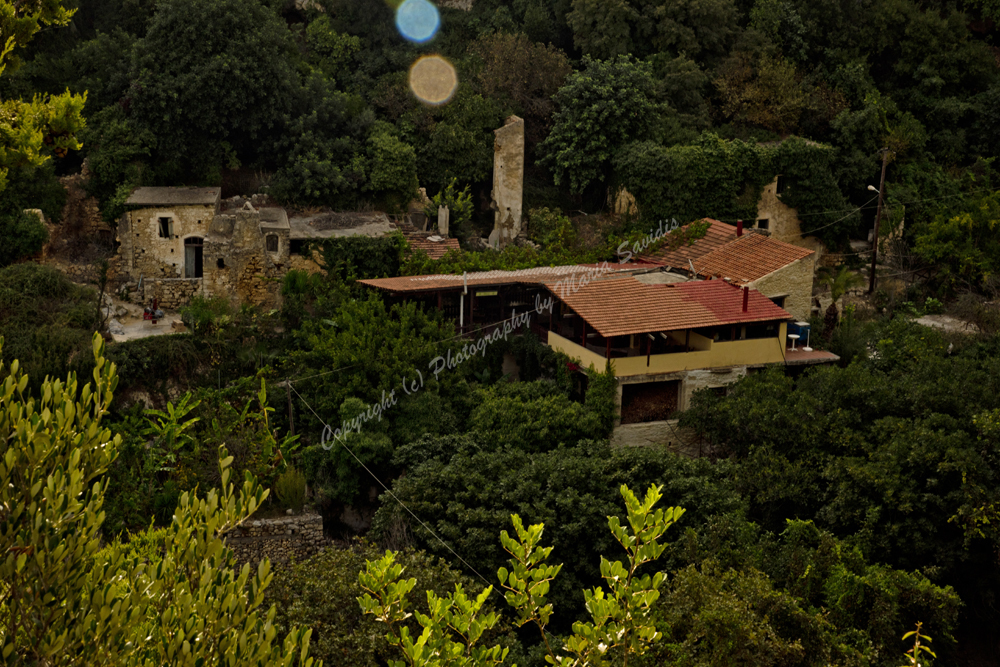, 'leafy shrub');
423,178,473,243
318,232,406,281
180,295,233,335
0,211,49,267
268,544,520,667
96,526,172,567
105,336,201,397
0,164,68,224
373,441,741,626
644,561,860,667
527,206,577,250
924,297,944,314
275,467,306,513
0,263,96,388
